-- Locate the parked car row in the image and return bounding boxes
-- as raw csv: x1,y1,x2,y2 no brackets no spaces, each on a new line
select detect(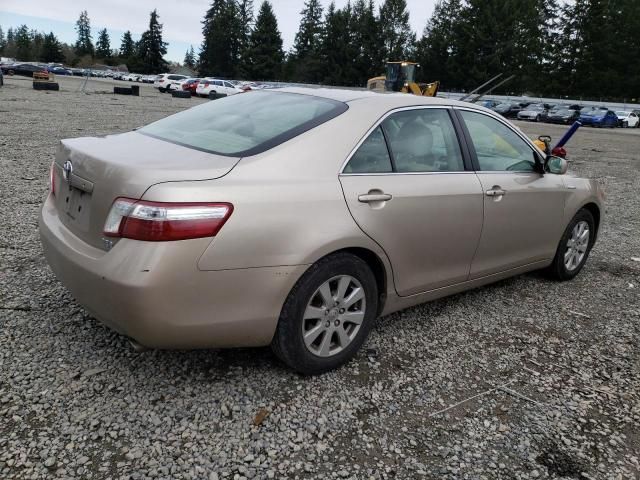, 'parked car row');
114,73,159,83
487,101,640,128
152,73,271,96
